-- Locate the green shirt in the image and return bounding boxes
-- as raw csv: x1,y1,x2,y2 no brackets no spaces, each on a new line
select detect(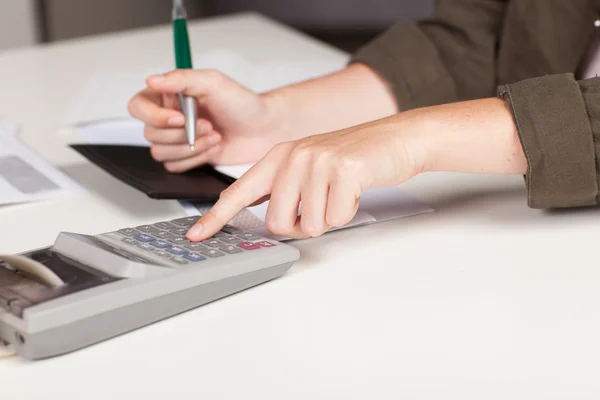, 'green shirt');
351,0,600,209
